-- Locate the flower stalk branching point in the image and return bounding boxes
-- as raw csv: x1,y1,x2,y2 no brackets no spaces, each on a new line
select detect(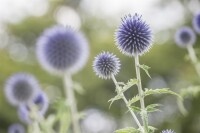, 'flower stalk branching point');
111,75,143,132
